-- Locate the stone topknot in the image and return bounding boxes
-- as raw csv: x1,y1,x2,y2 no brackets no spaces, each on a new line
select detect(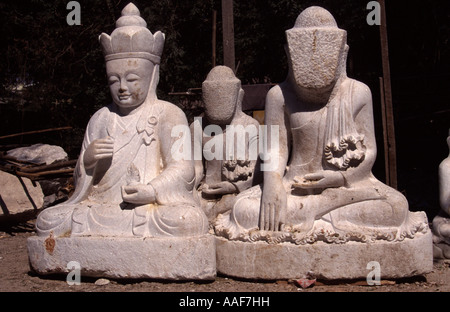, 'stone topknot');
294,6,338,29
204,66,239,82
115,2,147,28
